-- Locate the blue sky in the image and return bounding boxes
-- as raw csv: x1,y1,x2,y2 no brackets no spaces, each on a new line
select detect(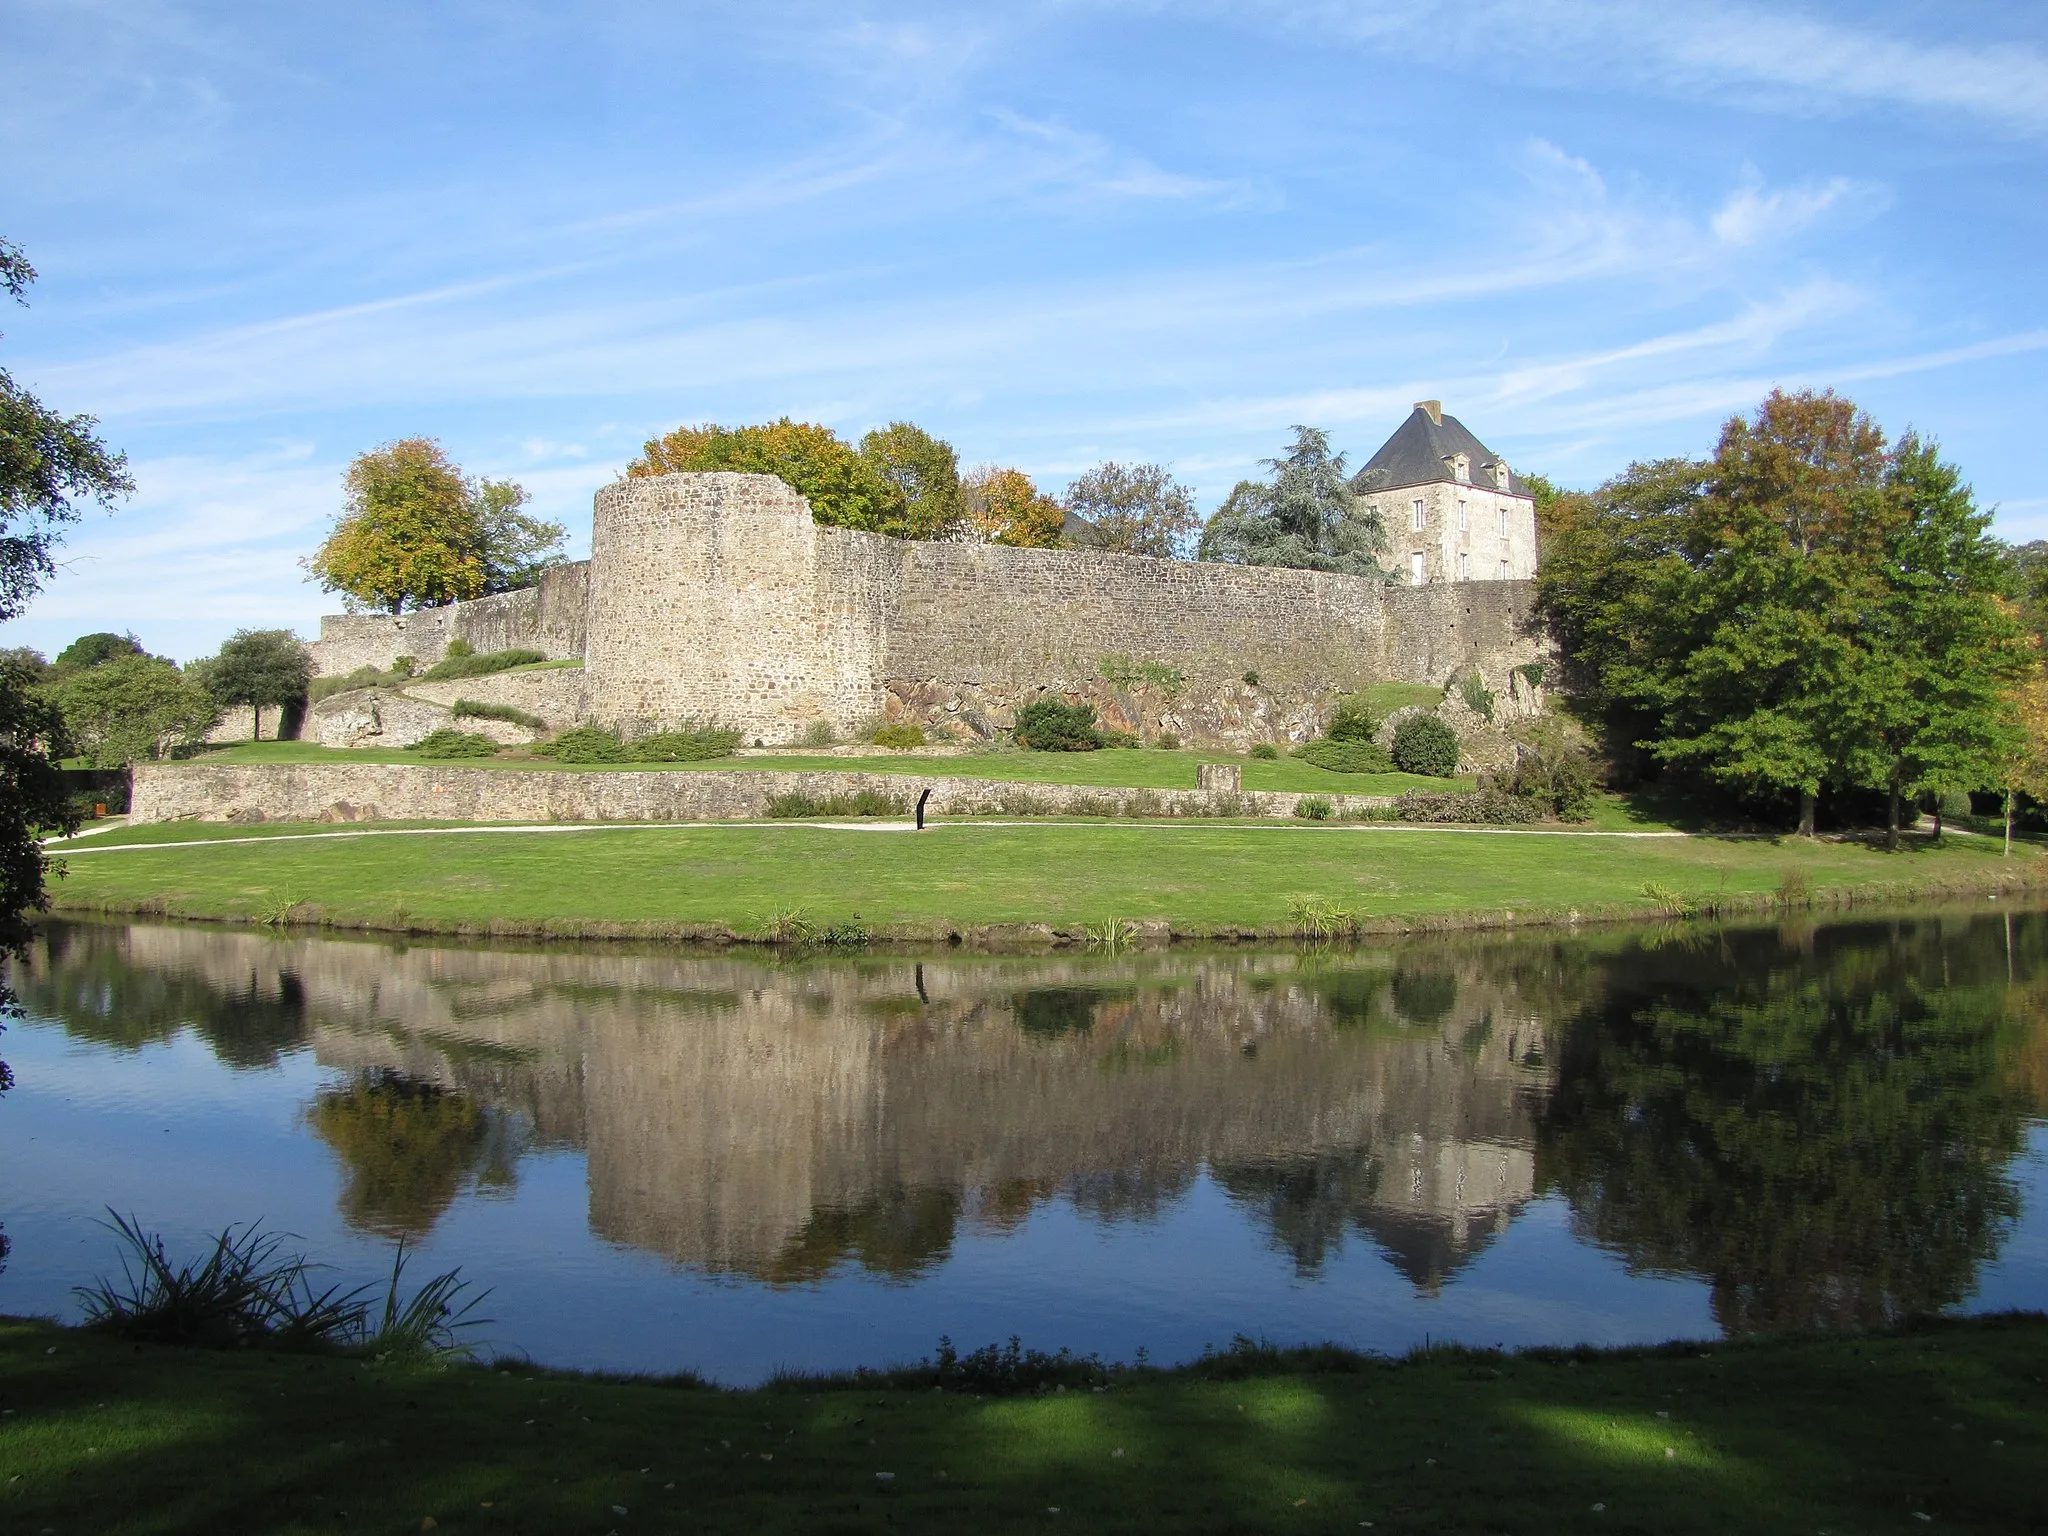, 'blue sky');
3,0,2045,661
